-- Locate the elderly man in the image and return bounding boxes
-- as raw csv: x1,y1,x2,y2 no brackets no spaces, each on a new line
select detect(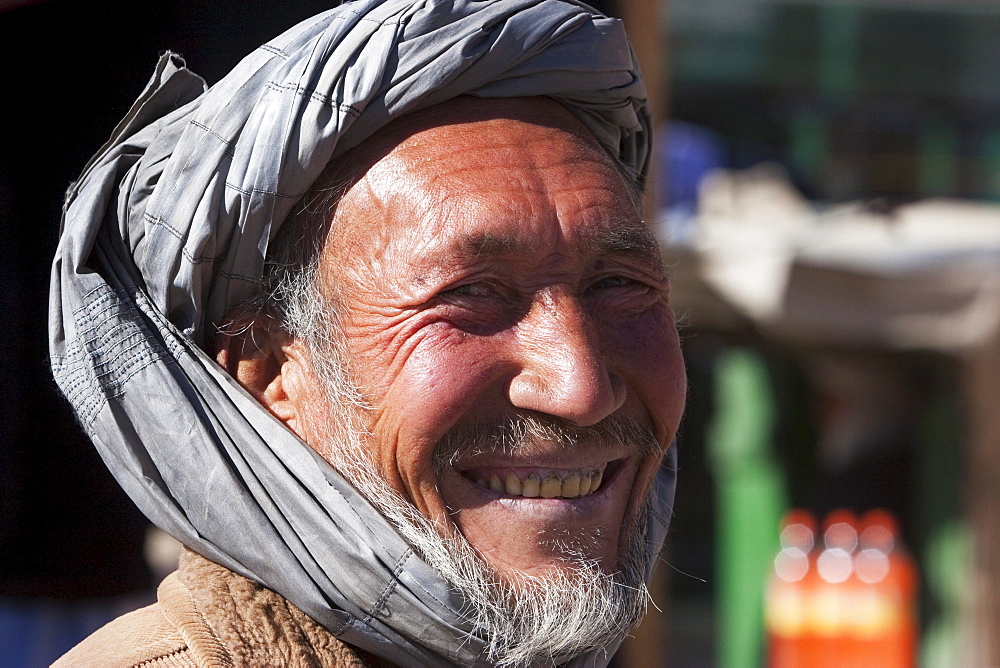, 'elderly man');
51,0,685,665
